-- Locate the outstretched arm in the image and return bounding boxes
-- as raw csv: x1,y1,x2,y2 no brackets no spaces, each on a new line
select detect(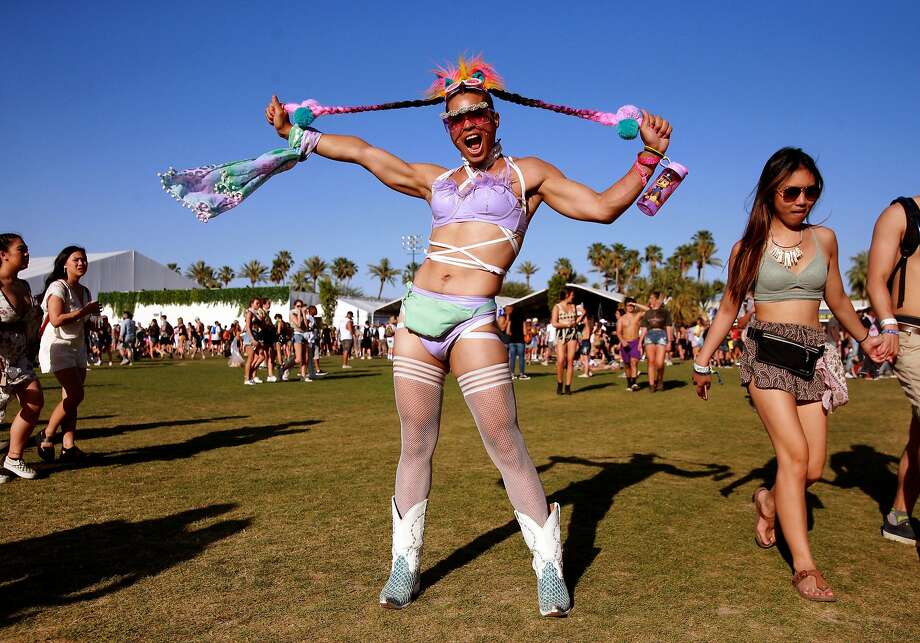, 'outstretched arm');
266,96,443,200
867,202,907,360
533,111,672,224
